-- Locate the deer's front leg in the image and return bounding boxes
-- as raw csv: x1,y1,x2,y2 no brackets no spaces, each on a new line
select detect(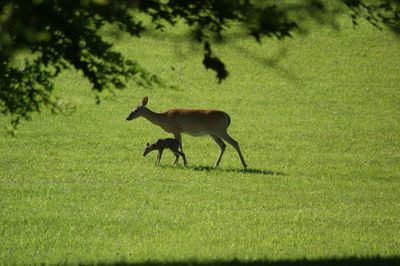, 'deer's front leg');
174,133,183,153
210,135,226,167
